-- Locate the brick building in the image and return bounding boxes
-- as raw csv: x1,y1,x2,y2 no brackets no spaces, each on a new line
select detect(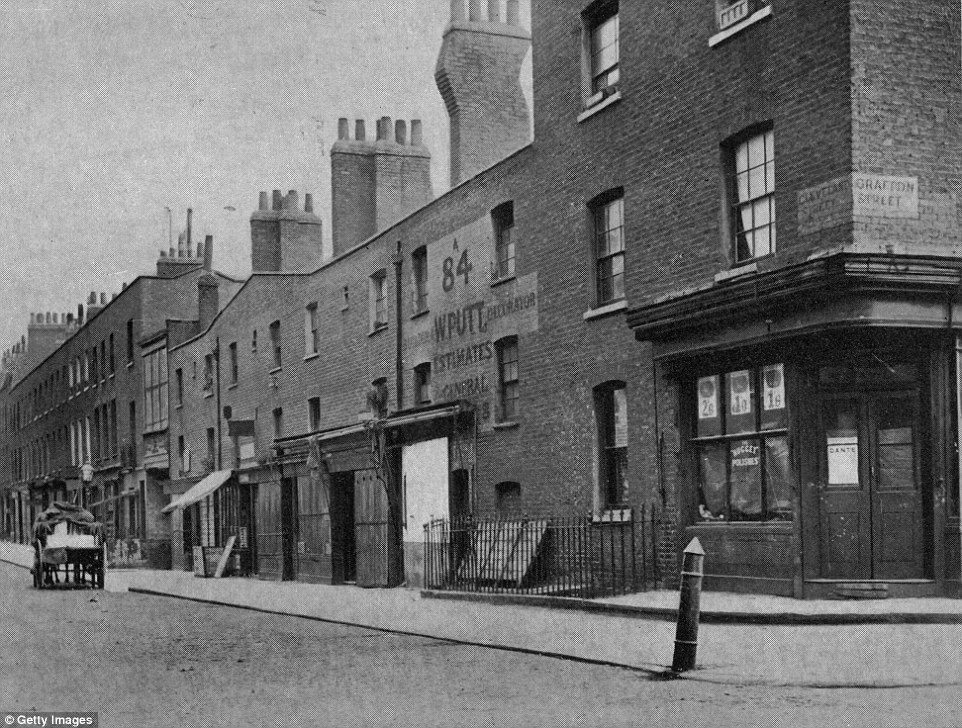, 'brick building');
165,0,962,598
6,0,960,599
0,231,241,567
